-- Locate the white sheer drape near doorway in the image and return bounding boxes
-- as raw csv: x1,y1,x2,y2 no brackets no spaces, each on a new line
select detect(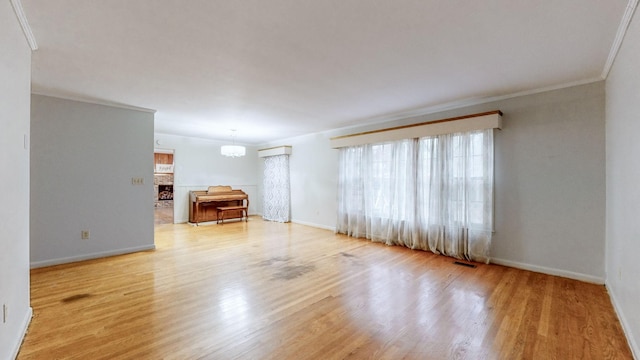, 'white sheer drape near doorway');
263,154,291,222
336,129,494,263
